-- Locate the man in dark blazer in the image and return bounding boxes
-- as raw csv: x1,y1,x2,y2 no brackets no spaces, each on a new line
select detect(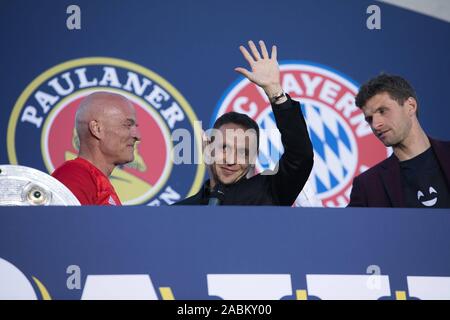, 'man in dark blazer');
348,74,450,208
175,40,313,206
